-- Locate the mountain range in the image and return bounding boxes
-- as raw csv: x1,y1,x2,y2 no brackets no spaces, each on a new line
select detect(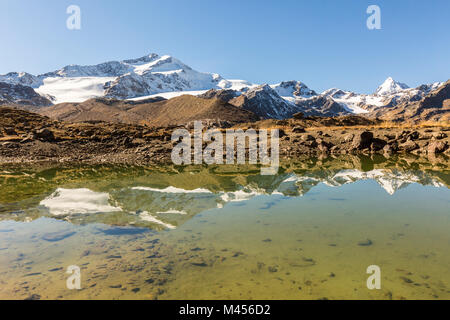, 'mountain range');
0,53,448,122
